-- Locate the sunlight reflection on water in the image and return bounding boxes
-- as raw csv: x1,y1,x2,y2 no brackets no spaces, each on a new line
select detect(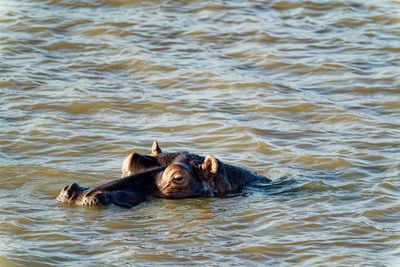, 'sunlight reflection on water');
1,0,399,266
